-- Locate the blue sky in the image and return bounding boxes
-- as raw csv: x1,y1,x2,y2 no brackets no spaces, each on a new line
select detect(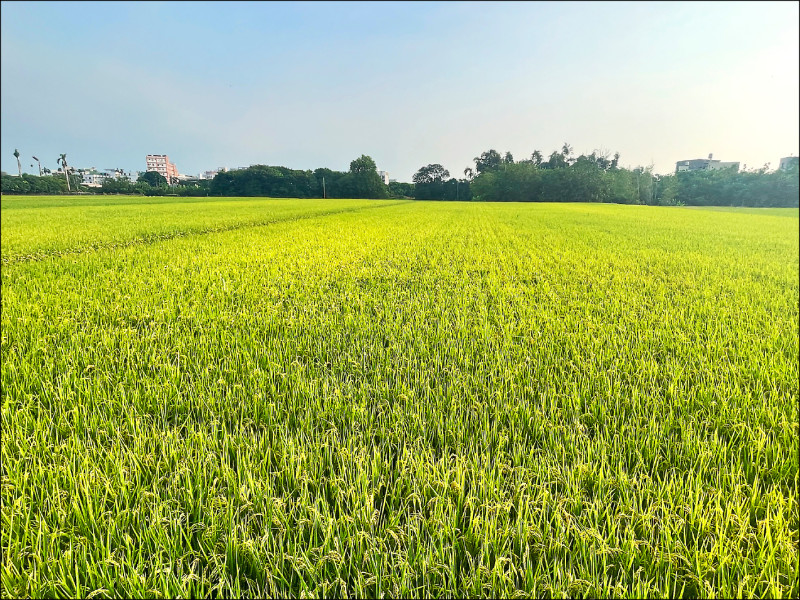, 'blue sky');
1,1,798,180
